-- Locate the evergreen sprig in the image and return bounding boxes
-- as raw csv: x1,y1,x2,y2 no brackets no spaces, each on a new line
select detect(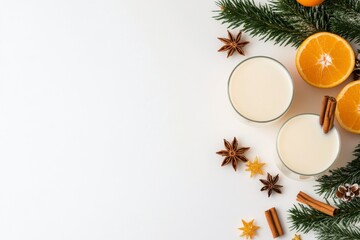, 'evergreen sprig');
328,0,360,44
316,144,360,199
288,198,360,233
336,198,360,225
214,0,308,46
270,0,329,33
214,0,360,47
314,224,360,240
288,204,330,233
